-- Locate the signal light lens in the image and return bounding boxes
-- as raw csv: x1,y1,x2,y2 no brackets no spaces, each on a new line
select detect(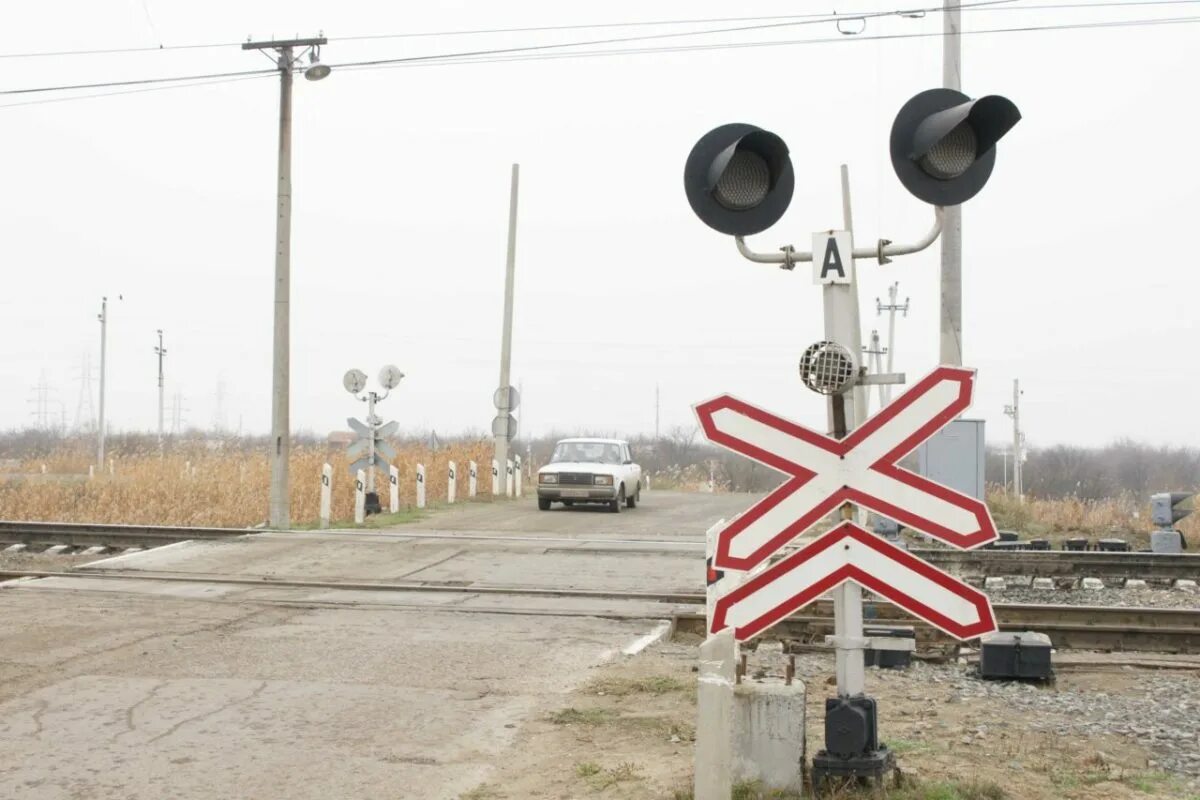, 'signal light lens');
714,150,771,210
919,121,977,180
